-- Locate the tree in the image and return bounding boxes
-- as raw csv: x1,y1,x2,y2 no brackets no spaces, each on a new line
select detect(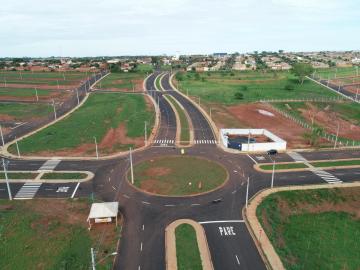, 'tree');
291,63,314,84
